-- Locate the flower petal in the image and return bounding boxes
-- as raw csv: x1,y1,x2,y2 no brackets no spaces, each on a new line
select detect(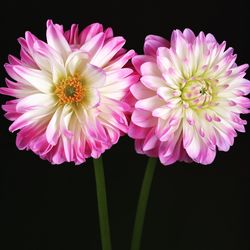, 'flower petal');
79,23,103,44
46,22,71,60
144,35,170,56
12,65,52,93
16,93,55,112
83,63,106,88
130,82,154,100
141,75,166,90
91,37,125,67
135,95,164,111
46,107,63,145
132,109,156,128
132,55,155,74
65,51,89,76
